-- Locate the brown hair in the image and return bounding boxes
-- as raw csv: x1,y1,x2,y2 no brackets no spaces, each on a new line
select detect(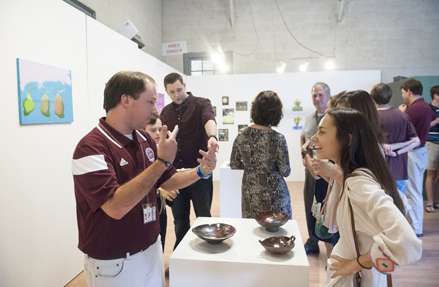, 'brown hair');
164,73,184,88
400,79,423,96
251,91,283,126
328,90,347,110
370,83,392,105
147,114,161,126
103,71,155,113
430,85,439,100
328,108,404,214
335,90,385,143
